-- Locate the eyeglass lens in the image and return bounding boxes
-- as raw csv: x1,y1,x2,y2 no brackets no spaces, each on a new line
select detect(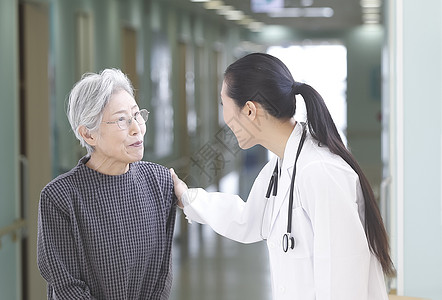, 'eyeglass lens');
117,109,149,129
